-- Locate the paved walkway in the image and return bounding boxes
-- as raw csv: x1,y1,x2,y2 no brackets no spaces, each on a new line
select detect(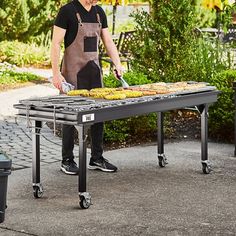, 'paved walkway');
0,117,65,170
0,71,80,170
1,141,236,235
